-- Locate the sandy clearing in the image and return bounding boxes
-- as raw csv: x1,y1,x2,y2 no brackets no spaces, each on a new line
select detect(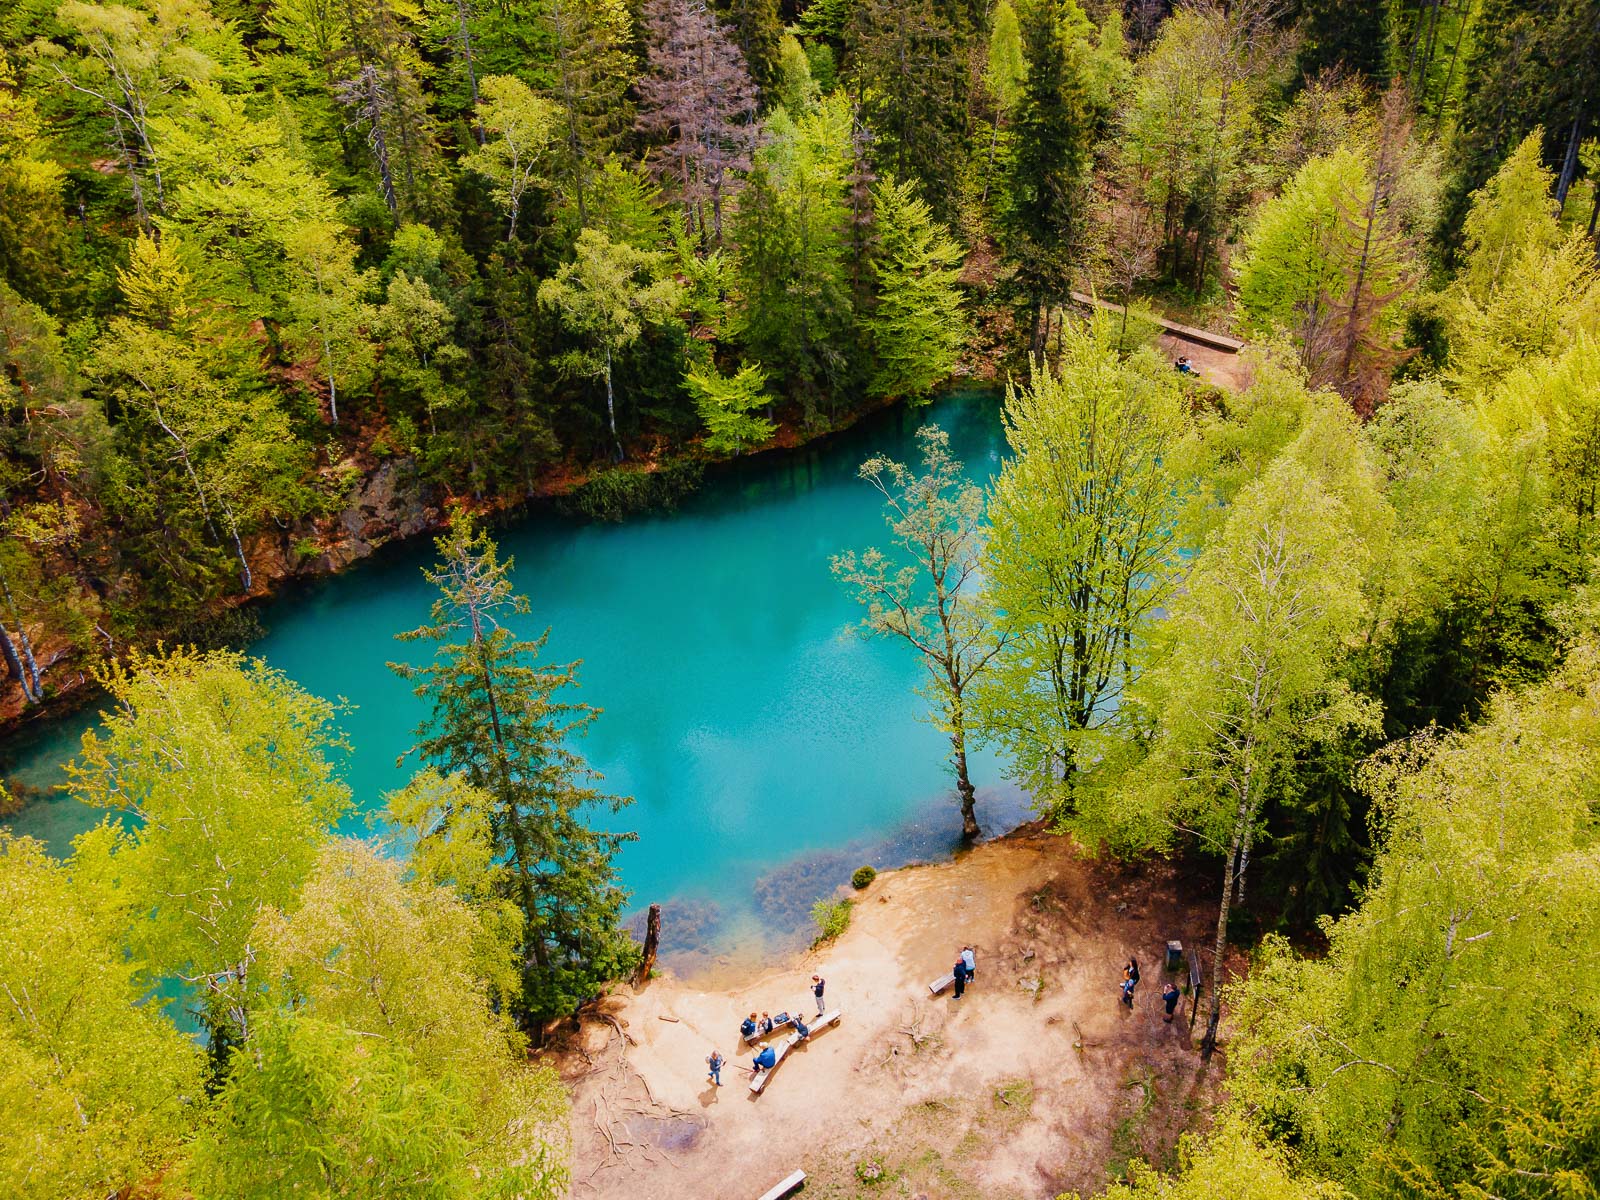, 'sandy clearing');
550,827,1226,1200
